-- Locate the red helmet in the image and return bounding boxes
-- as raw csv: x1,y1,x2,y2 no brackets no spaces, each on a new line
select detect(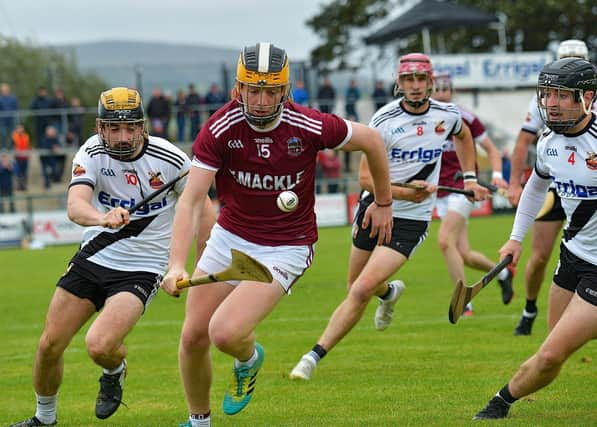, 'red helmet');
395,53,433,108
398,53,433,76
